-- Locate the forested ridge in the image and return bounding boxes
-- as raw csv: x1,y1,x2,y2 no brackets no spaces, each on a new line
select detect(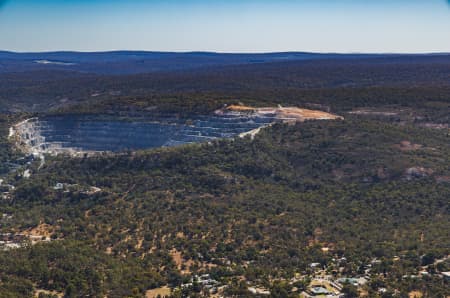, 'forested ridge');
0,57,448,297
1,118,449,297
